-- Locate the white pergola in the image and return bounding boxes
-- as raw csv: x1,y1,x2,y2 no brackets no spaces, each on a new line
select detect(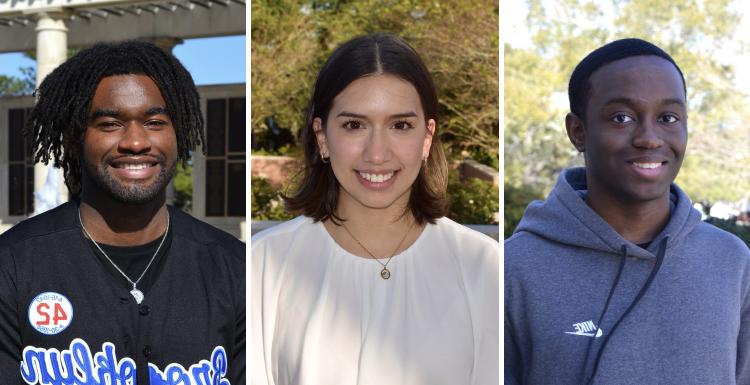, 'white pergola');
0,0,244,215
